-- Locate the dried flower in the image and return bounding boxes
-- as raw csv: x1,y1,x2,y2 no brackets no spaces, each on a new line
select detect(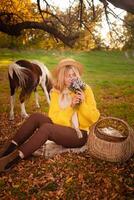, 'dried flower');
69,77,86,93
69,77,86,106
